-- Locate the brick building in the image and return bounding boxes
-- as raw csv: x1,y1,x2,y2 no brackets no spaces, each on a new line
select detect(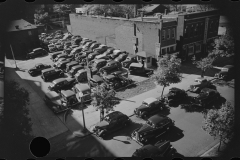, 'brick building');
176,10,220,61
5,19,40,59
